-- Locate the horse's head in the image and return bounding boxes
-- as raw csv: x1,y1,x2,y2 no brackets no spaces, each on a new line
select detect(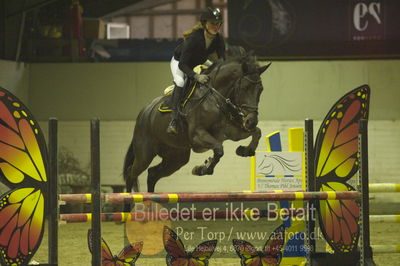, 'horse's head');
208,50,270,131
